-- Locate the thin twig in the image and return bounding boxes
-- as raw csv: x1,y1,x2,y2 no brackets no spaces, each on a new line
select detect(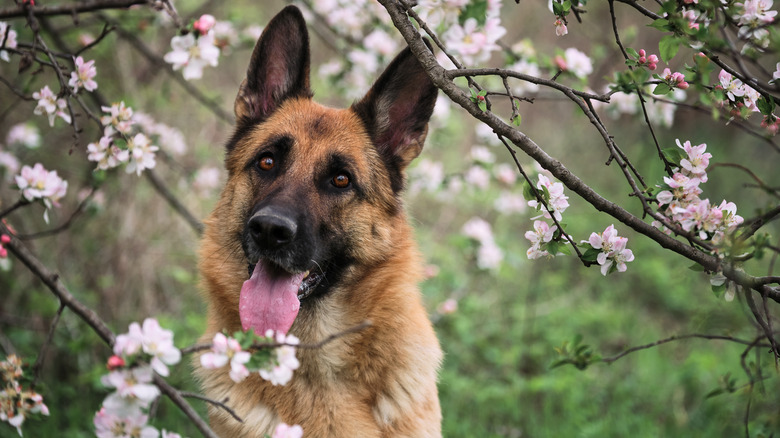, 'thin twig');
0,223,116,346
180,391,244,424
183,321,373,355
31,303,65,389
601,333,772,364
144,169,204,236
153,374,220,438
0,0,149,20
